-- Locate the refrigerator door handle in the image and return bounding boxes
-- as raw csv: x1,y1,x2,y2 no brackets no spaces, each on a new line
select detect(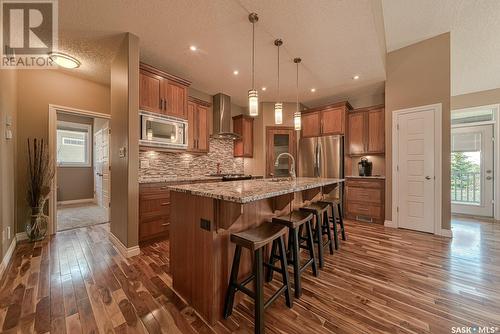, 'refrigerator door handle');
317,141,322,177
